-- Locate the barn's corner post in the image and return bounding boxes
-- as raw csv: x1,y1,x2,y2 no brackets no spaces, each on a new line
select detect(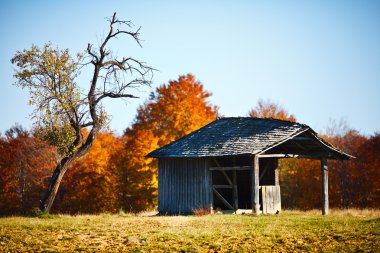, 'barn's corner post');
321,158,329,215
252,155,260,215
